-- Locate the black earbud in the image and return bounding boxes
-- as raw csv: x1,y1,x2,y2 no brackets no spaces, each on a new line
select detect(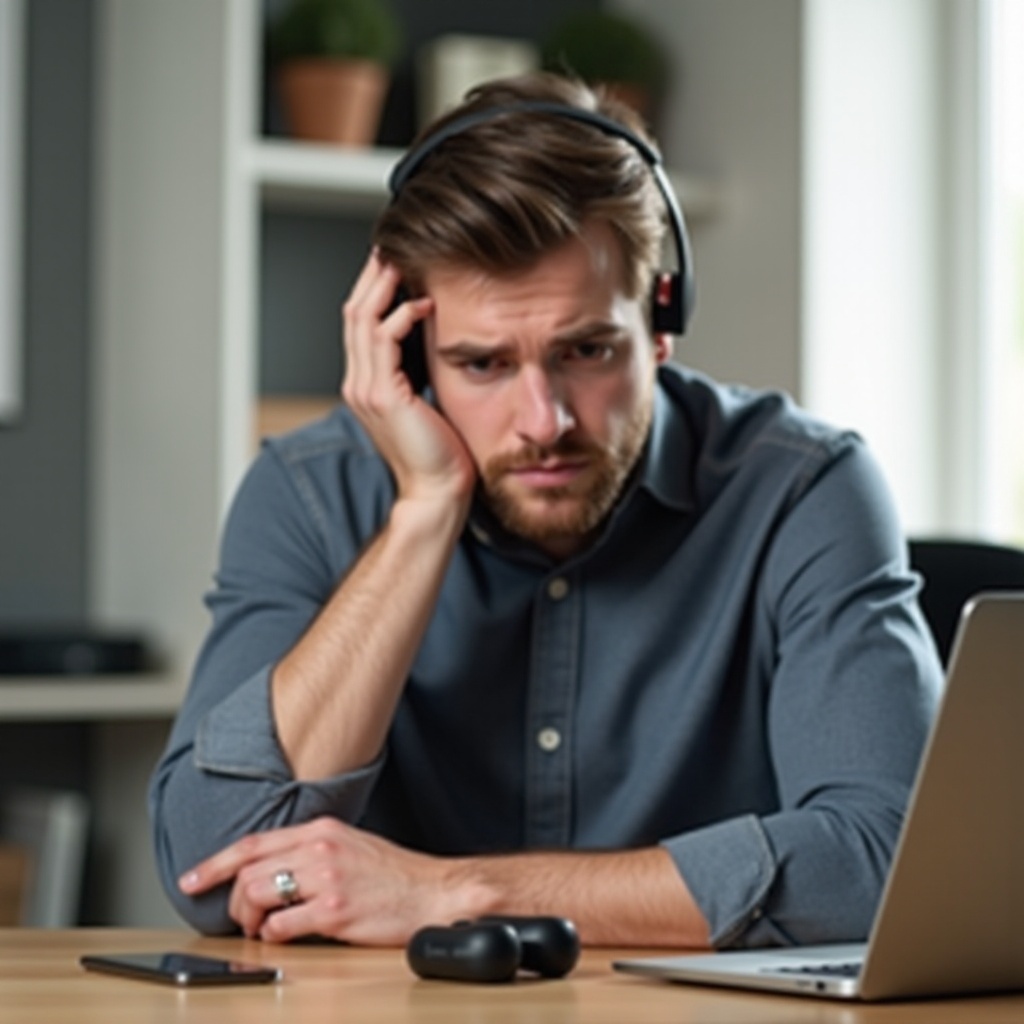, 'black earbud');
406,915,580,983
476,915,581,978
